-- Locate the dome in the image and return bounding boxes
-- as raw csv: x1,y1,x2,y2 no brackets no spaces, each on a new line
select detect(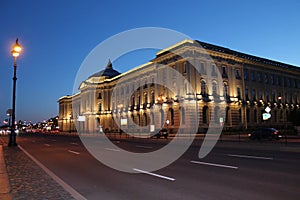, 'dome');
89,59,120,79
